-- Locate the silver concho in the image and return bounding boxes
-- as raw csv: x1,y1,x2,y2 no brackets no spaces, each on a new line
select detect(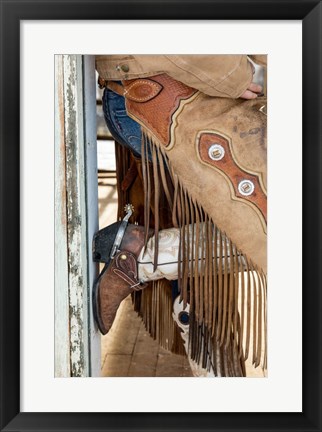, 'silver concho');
208,144,225,161
238,180,255,196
